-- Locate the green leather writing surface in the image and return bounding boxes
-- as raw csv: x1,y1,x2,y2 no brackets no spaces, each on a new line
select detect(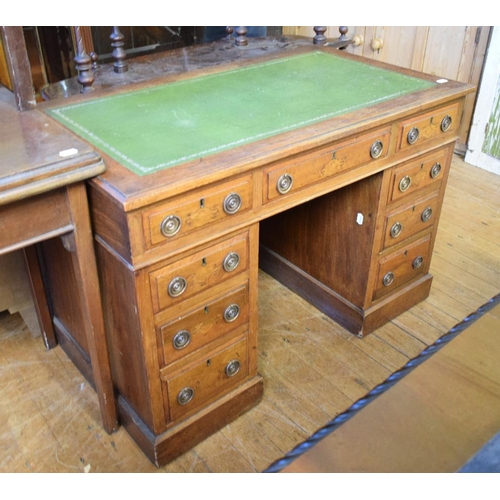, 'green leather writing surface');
48,52,435,176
